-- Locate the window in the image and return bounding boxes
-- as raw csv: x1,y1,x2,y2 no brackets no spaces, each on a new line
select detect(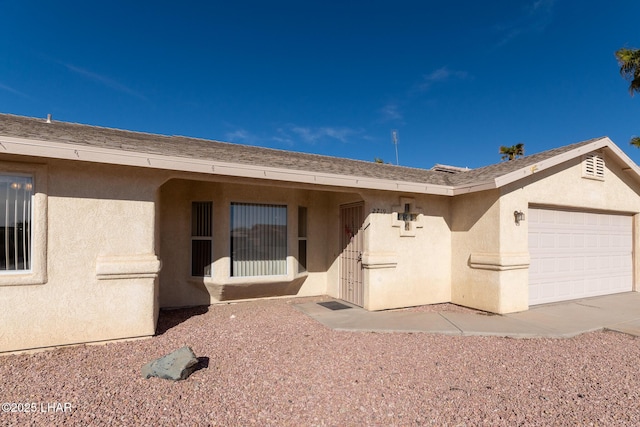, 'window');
583,153,604,180
0,175,33,272
298,206,307,273
191,202,213,277
231,203,287,277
